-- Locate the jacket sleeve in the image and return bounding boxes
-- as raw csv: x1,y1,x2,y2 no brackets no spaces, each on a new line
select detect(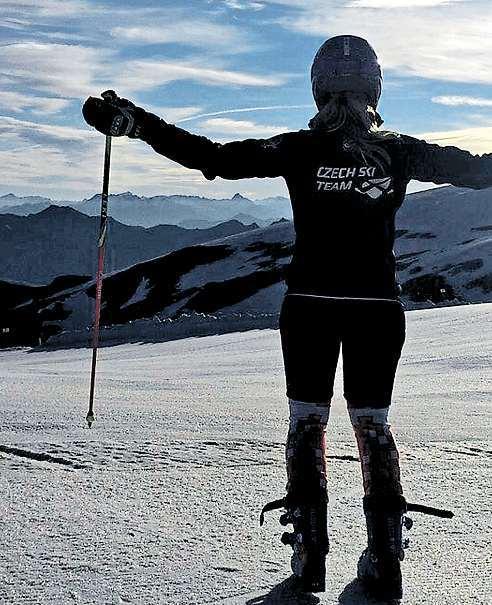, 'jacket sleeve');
402,135,492,189
138,113,292,180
